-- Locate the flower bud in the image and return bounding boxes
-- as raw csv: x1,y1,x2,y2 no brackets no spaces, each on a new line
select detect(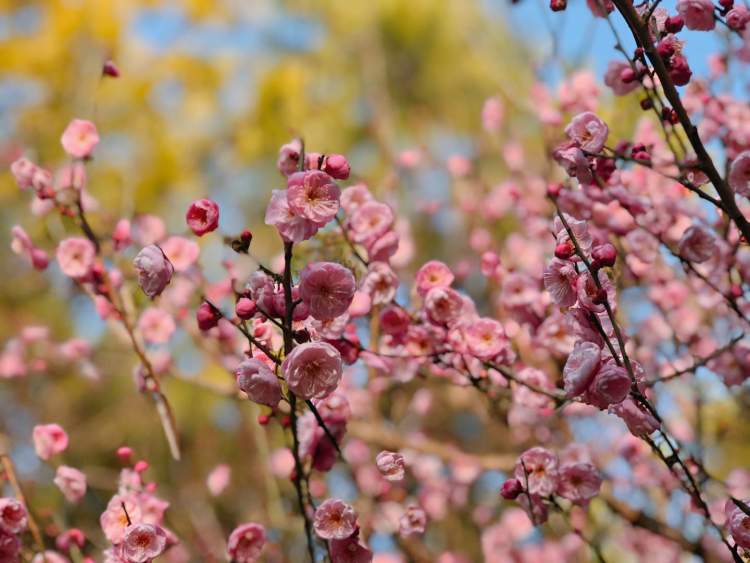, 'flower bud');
322,154,351,180
235,298,256,320
591,243,617,268
197,302,220,331
500,478,524,500
555,241,575,260
665,15,684,32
